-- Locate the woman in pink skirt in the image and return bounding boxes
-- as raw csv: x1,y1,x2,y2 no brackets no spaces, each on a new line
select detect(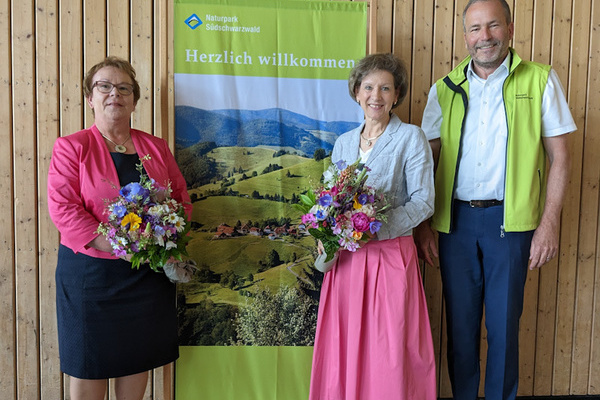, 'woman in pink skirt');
309,53,437,400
